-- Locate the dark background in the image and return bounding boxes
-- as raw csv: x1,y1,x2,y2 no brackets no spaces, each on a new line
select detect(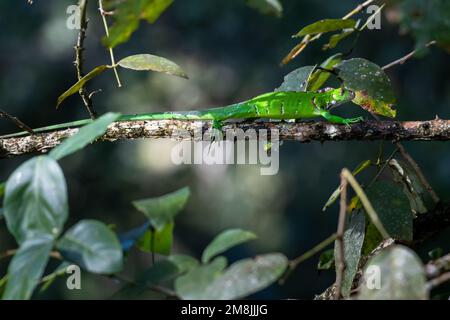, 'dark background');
0,0,449,299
